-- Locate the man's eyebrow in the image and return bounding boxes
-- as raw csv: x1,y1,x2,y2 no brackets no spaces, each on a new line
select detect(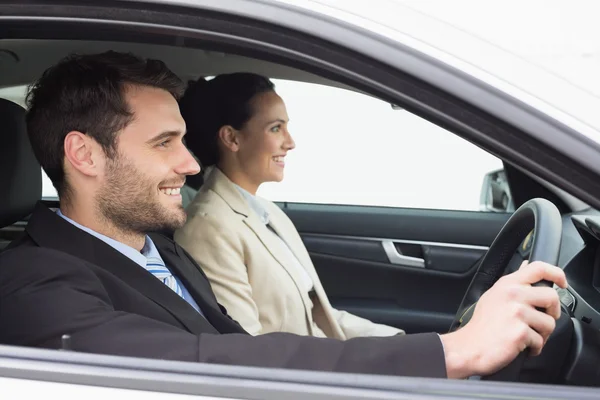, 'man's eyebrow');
146,130,184,144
